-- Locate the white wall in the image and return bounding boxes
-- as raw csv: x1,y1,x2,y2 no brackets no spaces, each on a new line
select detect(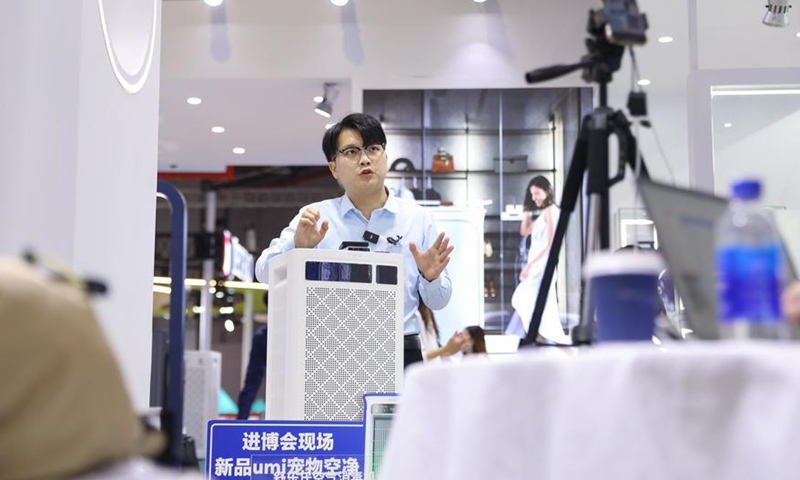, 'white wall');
0,1,82,262
0,0,162,411
712,94,800,206
711,94,800,269
607,93,691,248
696,0,800,71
